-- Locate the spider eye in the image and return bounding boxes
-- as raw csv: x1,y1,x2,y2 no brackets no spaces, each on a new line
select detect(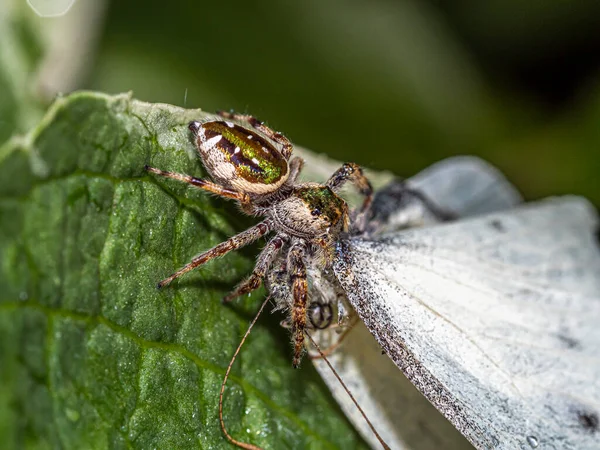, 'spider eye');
311,208,321,216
